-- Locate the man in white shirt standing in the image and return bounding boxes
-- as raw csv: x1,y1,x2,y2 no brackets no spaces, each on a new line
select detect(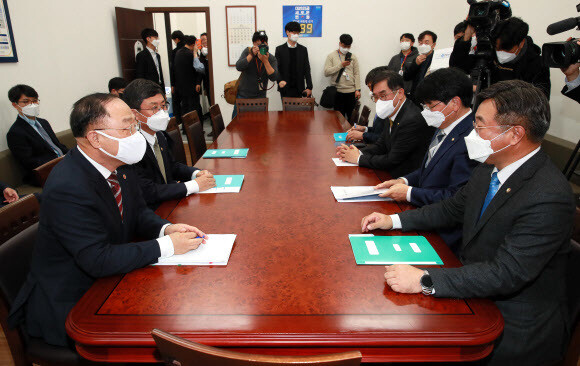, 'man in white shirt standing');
360,80,575,365
136,28,165,87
